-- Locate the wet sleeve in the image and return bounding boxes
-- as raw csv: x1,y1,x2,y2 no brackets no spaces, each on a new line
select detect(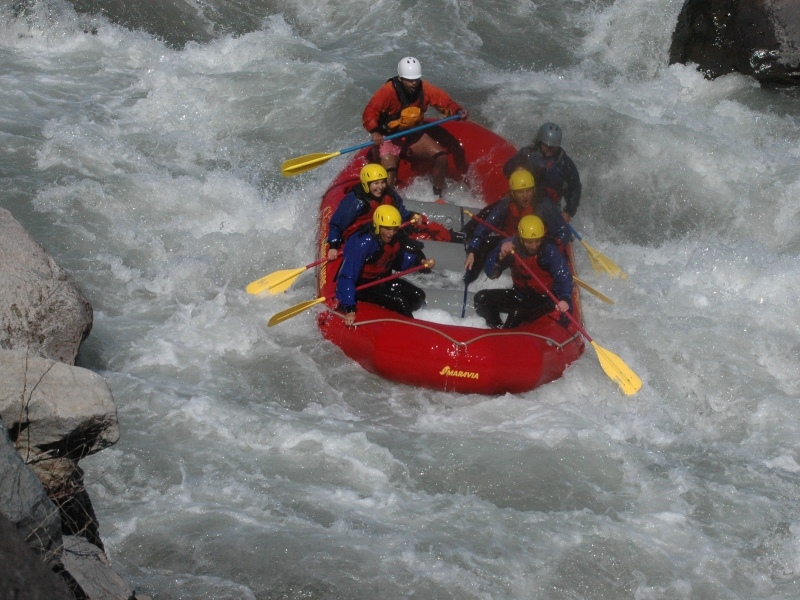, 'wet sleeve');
466,201,506,253
335,236,373,310
536,199,572,247
482,236,515,278
327,193,362,248
390,190,415,223
562,154,582,217
362,83,397,133
541,245,573,302
423,83,463,116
